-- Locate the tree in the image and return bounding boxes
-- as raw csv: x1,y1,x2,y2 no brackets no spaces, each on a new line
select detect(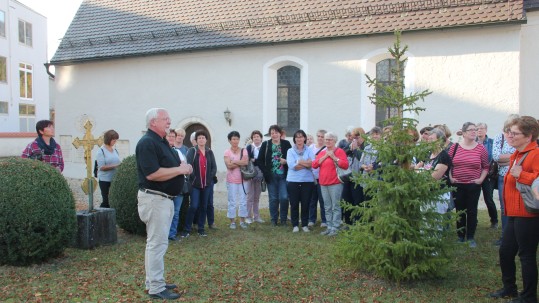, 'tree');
336,32,454,283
